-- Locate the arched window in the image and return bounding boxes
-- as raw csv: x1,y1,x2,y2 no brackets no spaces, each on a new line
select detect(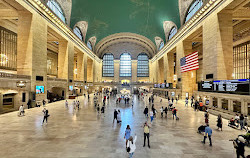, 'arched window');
185,0,203,23
168,27,177,41
120,53,131,77
87,41,92,50
47,0,66,23
102,53,114,77
73,27,83,41
137,54,149,77
159,41,164,50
